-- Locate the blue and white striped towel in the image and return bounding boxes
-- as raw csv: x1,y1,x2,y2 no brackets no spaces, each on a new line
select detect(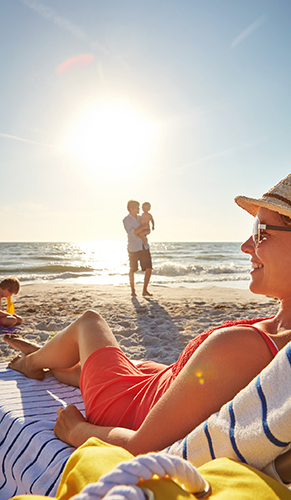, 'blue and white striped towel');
0,363,85,499
165,342,291,471
3,342,291,498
